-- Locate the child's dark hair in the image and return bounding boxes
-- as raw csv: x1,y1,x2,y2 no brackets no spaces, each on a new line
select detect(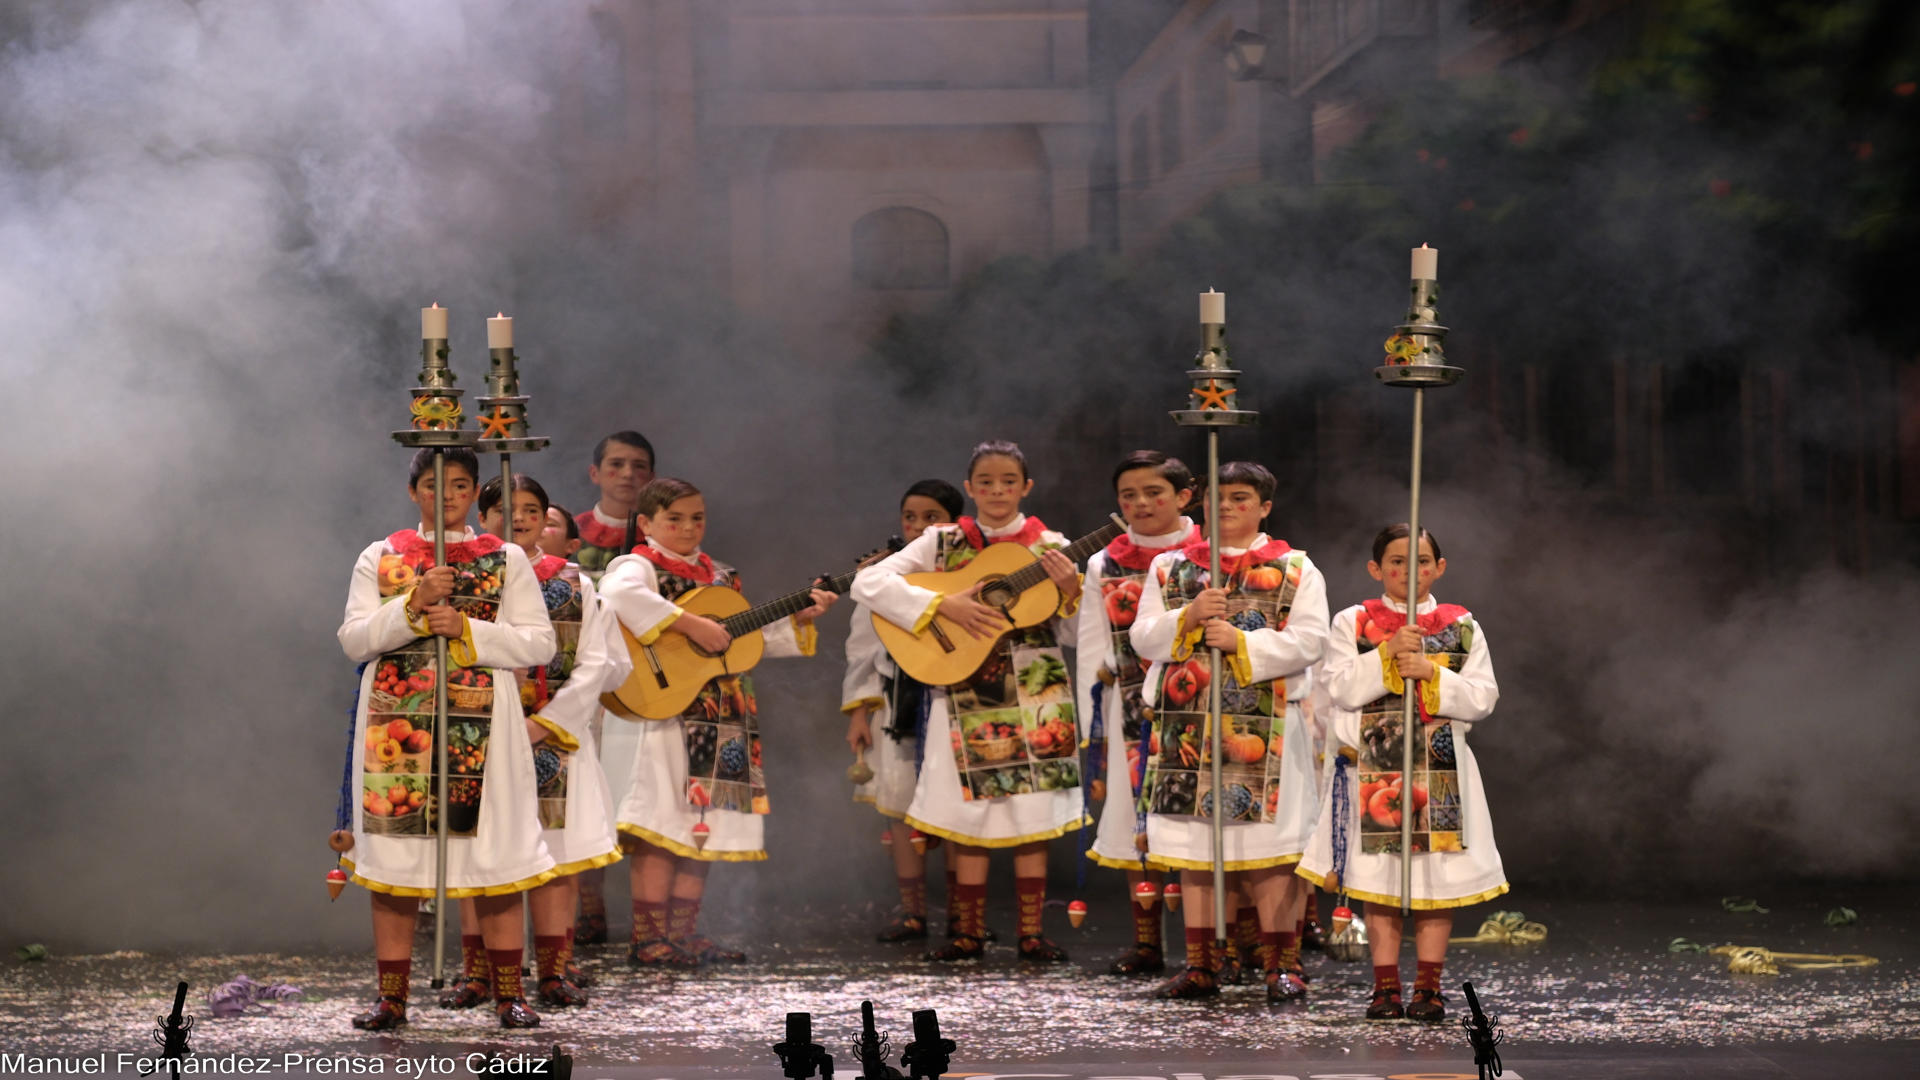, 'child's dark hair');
1217,461,1276,502
547,503,579,542
1371,523,1444,563
637,477,702,517
593,430,656,468
967,439,1028,480
903,479,964,520
478,473,553,519
408,447,480,489
1112,449,1194,493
